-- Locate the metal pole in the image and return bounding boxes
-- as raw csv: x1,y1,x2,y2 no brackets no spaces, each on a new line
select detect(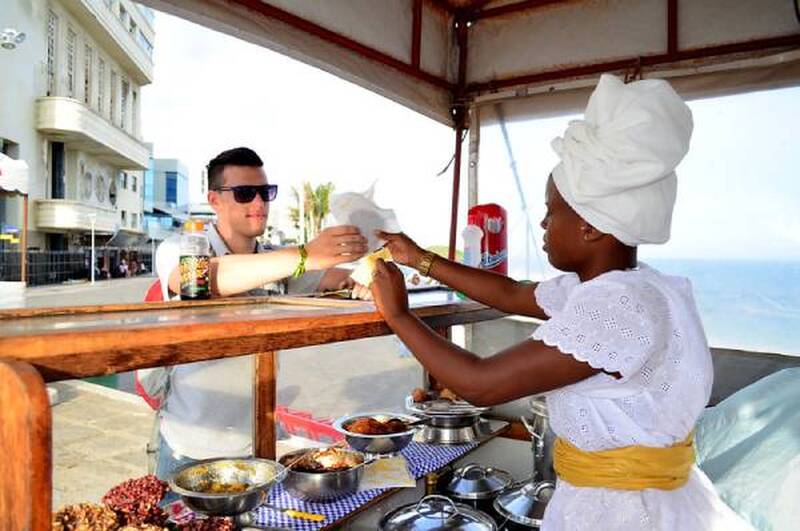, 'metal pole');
448,124,465,261
20,194,28,283
467,106,480,209
448,16,469,262
88,214,96,284
495,103,546,278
